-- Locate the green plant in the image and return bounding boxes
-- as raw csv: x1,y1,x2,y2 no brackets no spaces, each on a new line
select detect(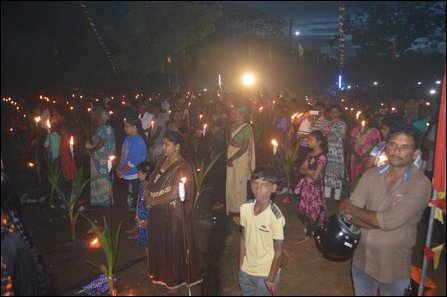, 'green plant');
193,151,223,205
84,216,122,296
50,166,95,240
281,143,300,196
44,155,61,206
